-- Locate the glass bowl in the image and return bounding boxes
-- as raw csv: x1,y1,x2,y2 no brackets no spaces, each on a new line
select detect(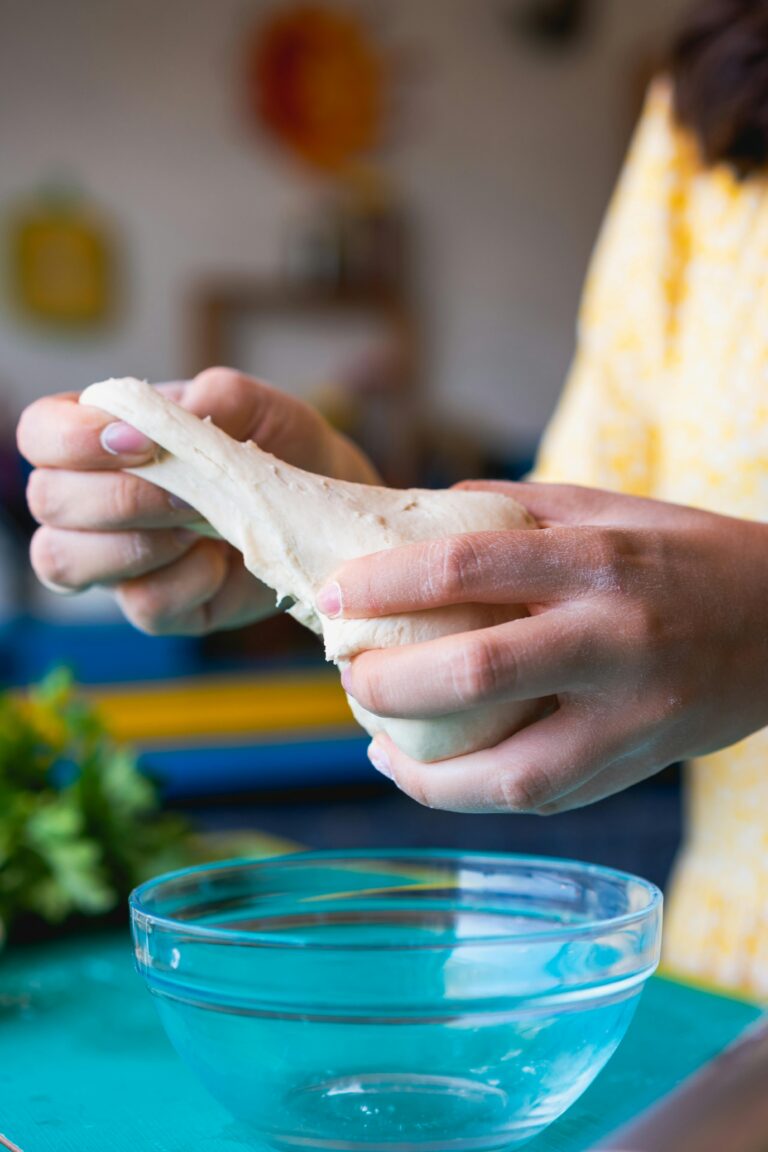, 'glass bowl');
130,850,662,1151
